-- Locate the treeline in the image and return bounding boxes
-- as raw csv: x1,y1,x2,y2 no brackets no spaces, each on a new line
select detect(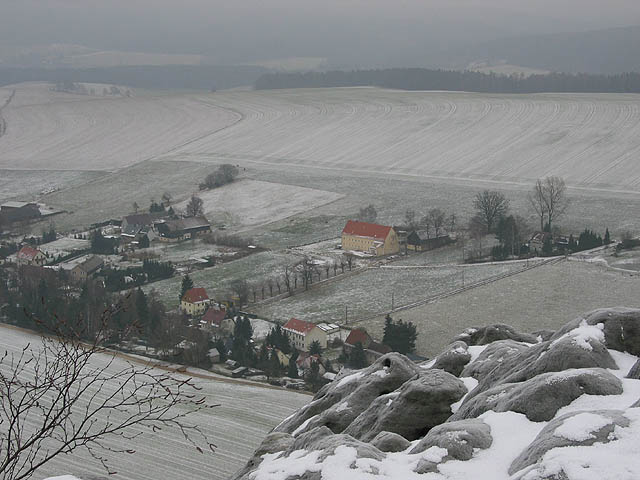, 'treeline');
0,65,268,90
255,69,640,94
